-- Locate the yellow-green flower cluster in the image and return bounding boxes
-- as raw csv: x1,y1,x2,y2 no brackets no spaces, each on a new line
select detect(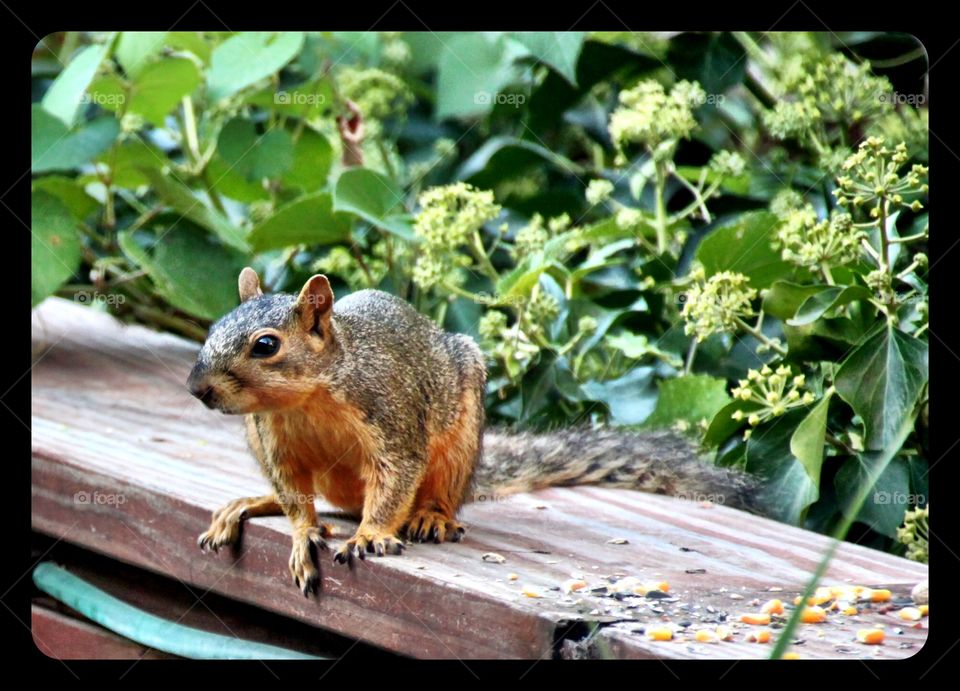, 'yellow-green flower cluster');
380,32,411,66
770,189,806,219
763,99,822,141
313,241,394,289
527,288,560,331
709,150,746,178
833,137,928,217
774,207,864,272
509,213,570,261
869,108,928,163
608,79,705,164
480,316,541,380
412,183,501,289
681,267,757,342
336,67,414,123
896,505,928,564
765,53,891,139
731,365,816,435
586,179,615,206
